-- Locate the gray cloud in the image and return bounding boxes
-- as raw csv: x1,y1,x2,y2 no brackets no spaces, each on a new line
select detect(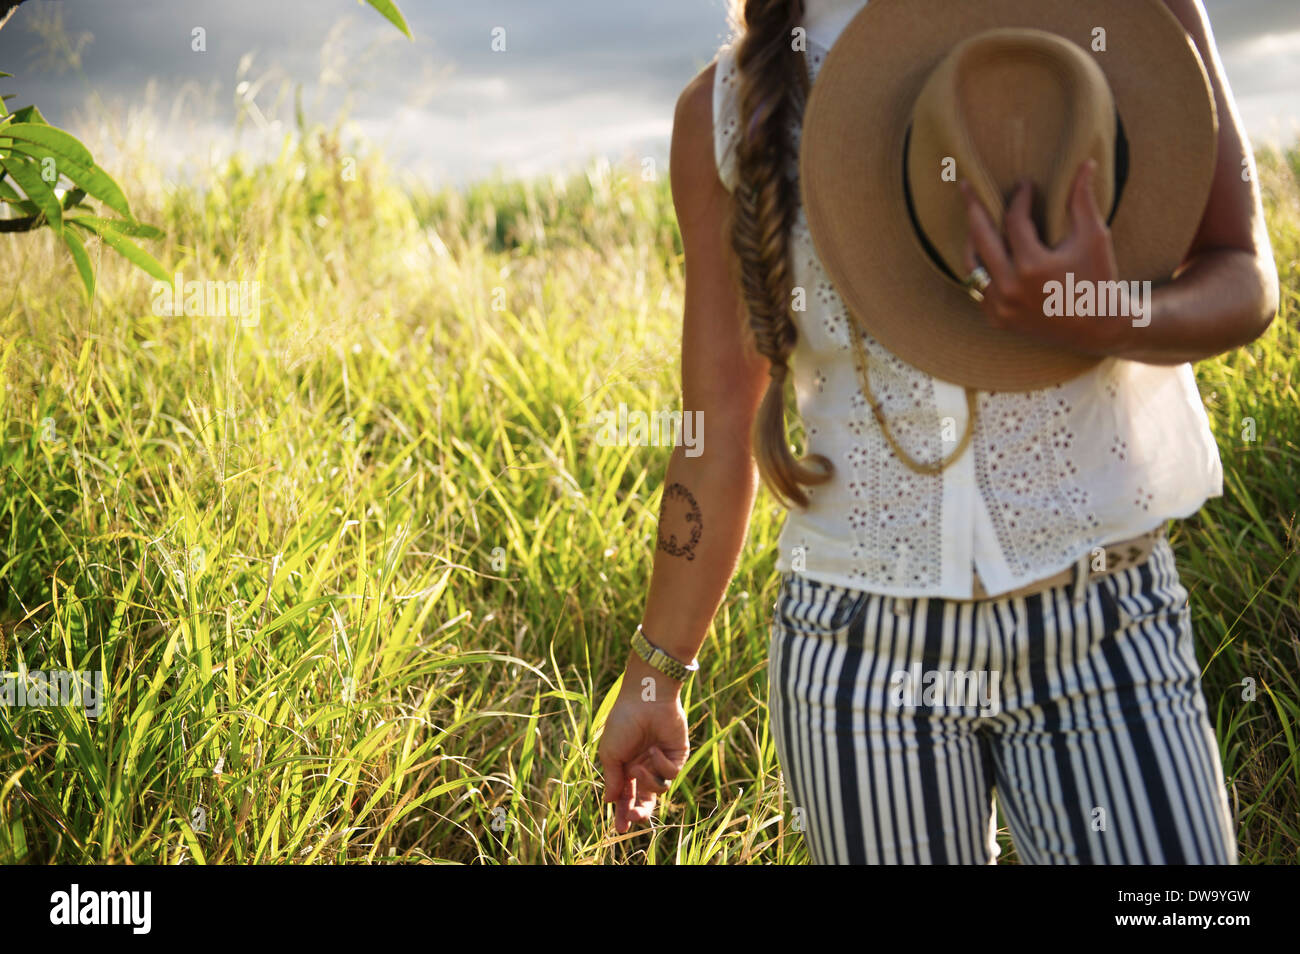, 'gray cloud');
0,0,1294,185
